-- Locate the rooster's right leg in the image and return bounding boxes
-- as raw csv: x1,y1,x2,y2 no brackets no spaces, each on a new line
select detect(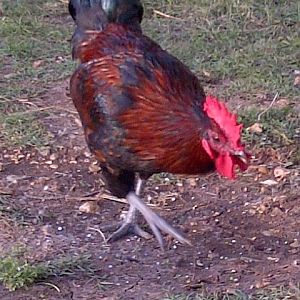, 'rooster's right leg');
106,178,152,242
